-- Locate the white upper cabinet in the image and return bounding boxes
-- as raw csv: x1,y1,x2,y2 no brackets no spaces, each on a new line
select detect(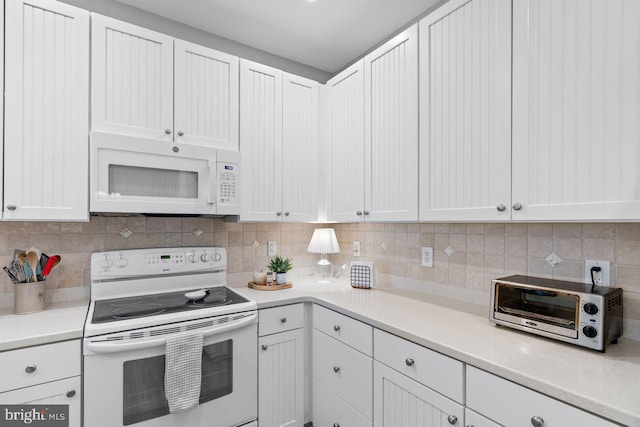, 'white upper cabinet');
365,25,419,222
91,14,174,141
512,0,640,221
240,61,319,222
4,0,90,221
174,40,239,150
419,0,512,222
91,15,239,149
282,72,319,222
326,60,365,222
